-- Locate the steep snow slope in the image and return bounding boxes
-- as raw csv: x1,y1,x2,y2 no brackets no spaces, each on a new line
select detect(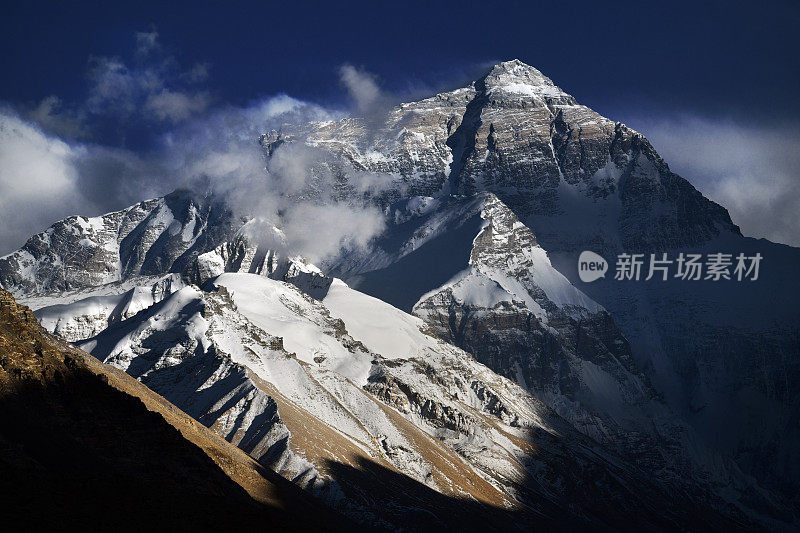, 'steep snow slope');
322,278,436,360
